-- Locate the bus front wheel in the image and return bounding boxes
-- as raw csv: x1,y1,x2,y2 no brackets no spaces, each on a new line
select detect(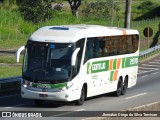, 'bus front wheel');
75,86,86,106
